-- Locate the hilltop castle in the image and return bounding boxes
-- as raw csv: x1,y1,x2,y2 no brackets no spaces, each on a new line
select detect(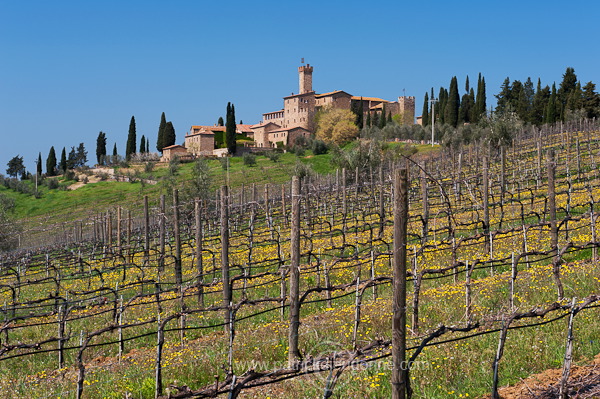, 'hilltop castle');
162,64,415,161
250,64,415,148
